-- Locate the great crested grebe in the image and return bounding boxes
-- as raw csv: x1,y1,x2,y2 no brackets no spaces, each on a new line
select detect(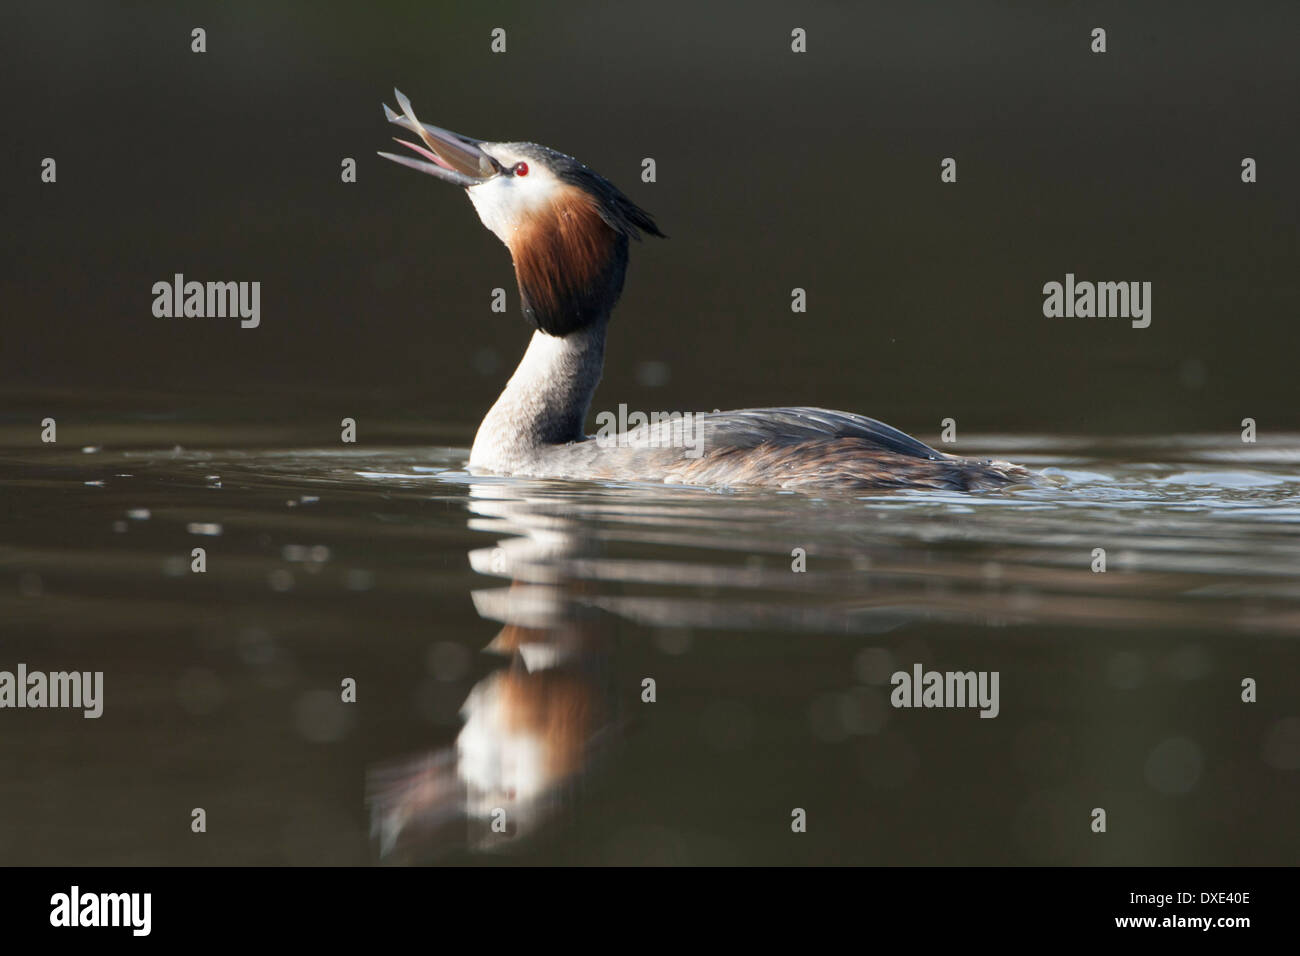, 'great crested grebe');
379,91,1033,492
